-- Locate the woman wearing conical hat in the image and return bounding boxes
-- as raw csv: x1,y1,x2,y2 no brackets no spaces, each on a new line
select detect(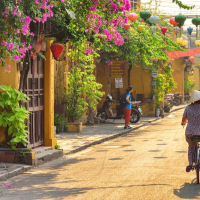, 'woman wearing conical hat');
182,90,200,172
